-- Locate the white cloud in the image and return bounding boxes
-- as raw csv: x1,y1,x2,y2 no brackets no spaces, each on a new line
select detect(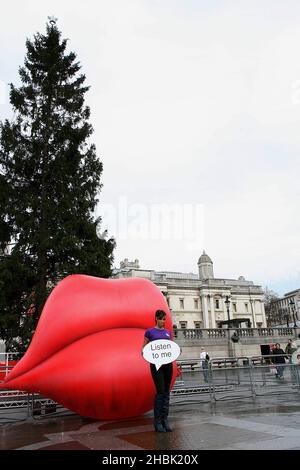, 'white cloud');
1,1,300,294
